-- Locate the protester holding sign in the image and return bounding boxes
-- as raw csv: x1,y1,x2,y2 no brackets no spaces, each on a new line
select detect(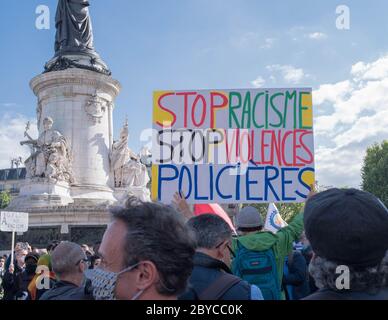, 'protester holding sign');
231,185,315,300
231,206,303,300
2,246,28,300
